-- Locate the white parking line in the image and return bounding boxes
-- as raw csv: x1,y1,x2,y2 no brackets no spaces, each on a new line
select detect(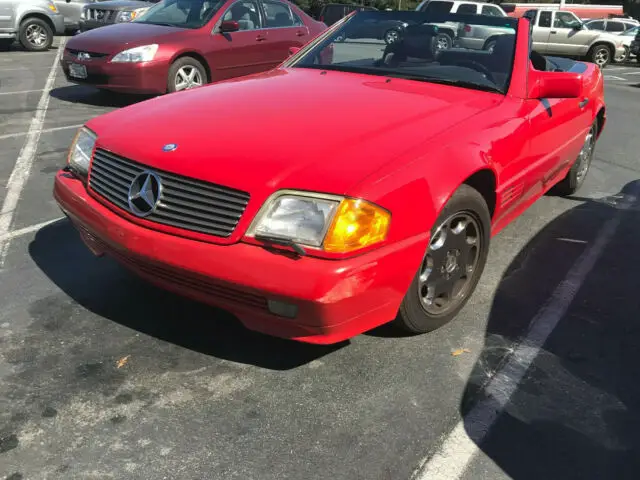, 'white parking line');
411,191,636,480
0,89,45,96
0,124,82,141
0,66,55,72
0,217,64,243
625,71,640,75
0,38,66,268
605,75,627,80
